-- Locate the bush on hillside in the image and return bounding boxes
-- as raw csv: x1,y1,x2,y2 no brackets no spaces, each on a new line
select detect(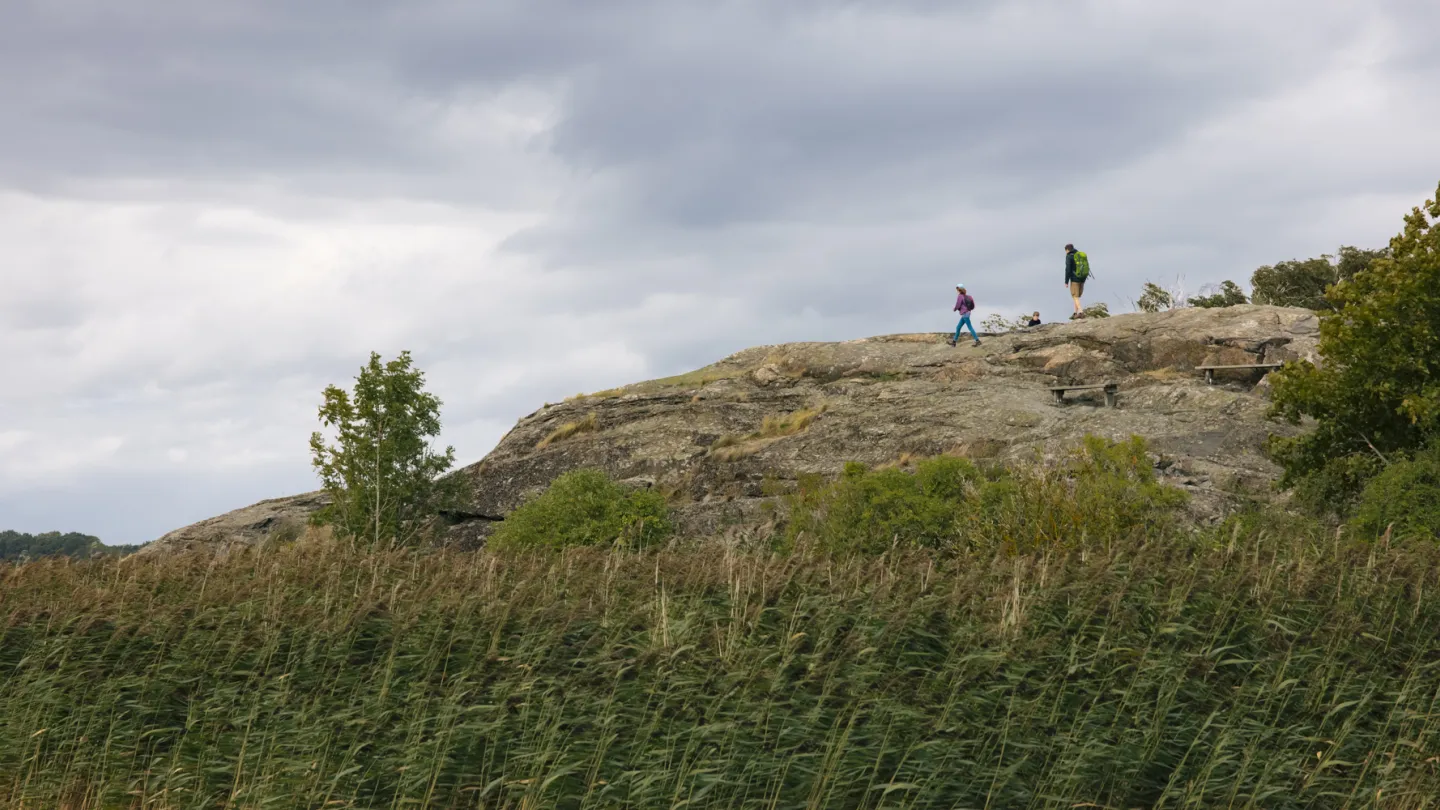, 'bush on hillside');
1189,280,1249,308
784,456,987,553
784,436,1187,555
1270,182,1440,511
489,469,673,551
1349,447,1440,541
1136,282,1174,313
